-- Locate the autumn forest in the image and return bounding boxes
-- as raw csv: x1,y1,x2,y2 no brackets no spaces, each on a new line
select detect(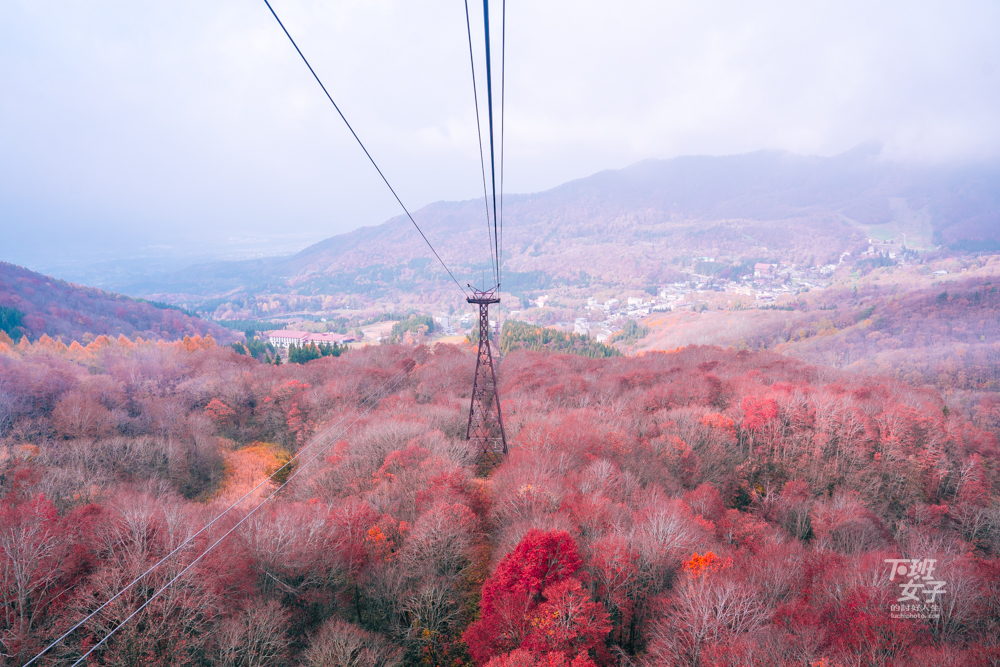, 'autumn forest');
1,324,998,667
3,0,1000,662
